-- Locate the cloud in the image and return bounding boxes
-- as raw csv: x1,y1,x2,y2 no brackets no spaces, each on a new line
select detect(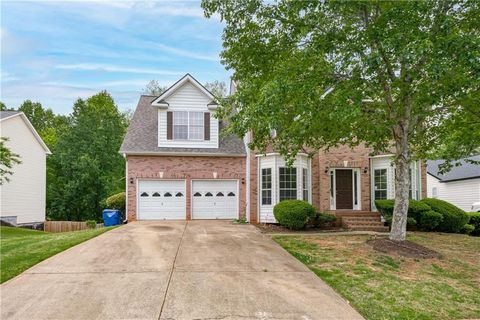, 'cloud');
154,43,219,62
55,63,184,75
